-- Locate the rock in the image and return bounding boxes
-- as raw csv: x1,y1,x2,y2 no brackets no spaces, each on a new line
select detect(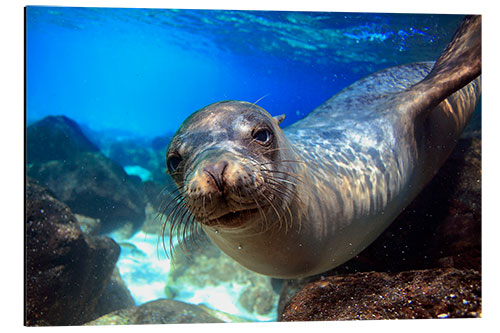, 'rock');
28,151,146,234
25,179,121,326
428,137,481,270
280,268,481,321
27,115,99,163
198,305,254,323
277,277,316,318
238,283,275,315
27,116,147,234
85,299,223,325
93,268,136,319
